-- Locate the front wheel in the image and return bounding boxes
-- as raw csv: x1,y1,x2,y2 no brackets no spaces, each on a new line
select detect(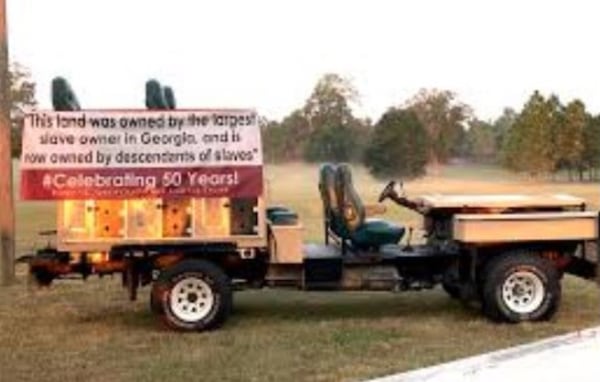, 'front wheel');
481,252,560,323
152,259,232,331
